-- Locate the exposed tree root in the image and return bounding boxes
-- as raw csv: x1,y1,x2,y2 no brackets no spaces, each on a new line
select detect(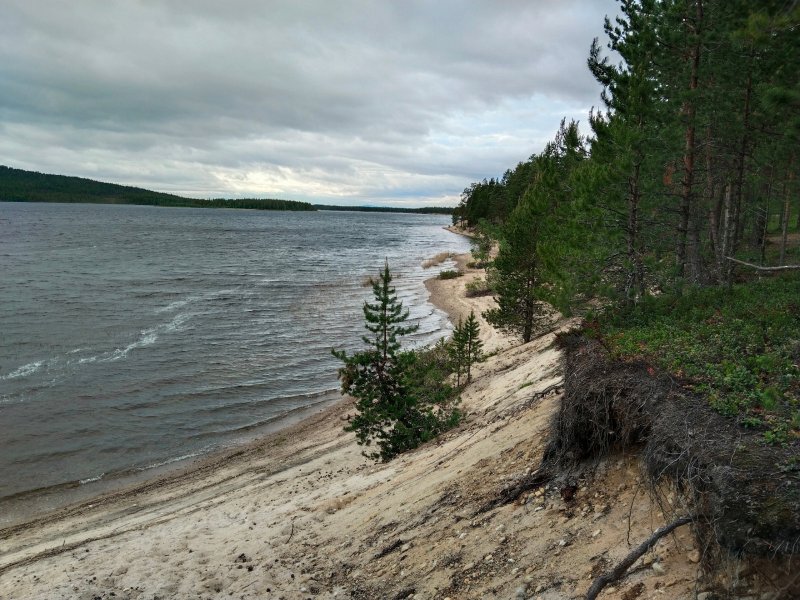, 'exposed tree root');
498,332,800,597
585,514,695,600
